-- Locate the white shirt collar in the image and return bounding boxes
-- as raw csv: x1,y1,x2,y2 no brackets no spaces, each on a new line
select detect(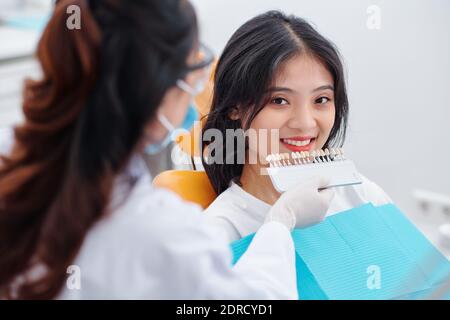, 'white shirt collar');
220,182,272,237
228,182,271,216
